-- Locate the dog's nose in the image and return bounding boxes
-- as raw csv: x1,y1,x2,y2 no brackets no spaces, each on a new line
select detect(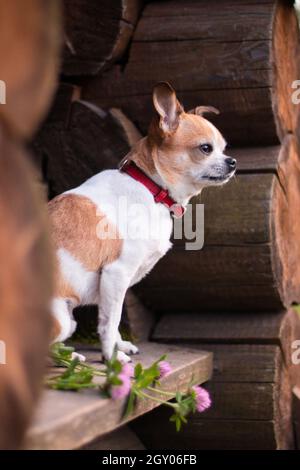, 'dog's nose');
225,157,236,170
